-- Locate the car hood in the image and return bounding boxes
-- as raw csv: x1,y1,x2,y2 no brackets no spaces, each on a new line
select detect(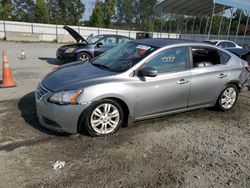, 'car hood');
63,25,88,44
42,61,117,92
